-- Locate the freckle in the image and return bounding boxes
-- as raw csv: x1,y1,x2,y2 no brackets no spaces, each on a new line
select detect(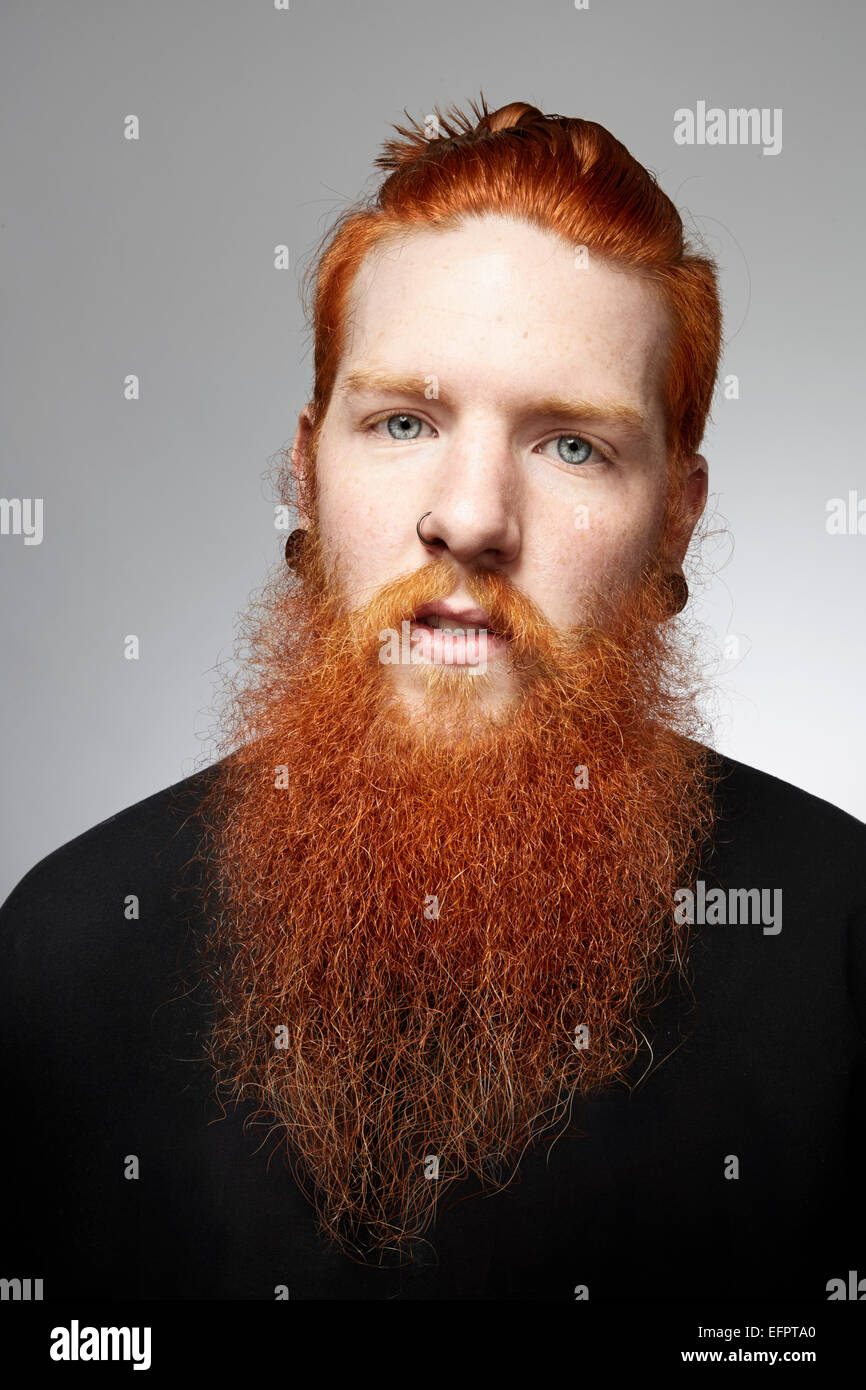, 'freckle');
523,330,528,338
